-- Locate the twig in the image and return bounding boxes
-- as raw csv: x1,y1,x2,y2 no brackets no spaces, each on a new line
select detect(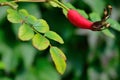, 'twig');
0,2,18,9
13,0,47,2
